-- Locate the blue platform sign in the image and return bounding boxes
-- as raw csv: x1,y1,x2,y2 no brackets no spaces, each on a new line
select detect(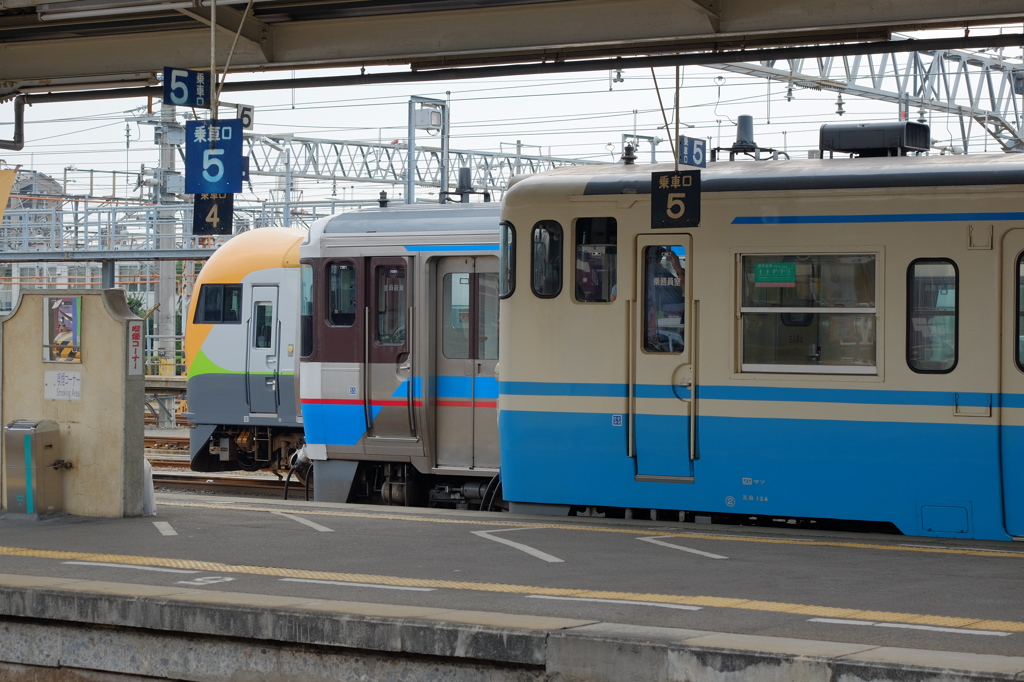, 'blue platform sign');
162,67,211,109
679,135,707,169
185,119,243,194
